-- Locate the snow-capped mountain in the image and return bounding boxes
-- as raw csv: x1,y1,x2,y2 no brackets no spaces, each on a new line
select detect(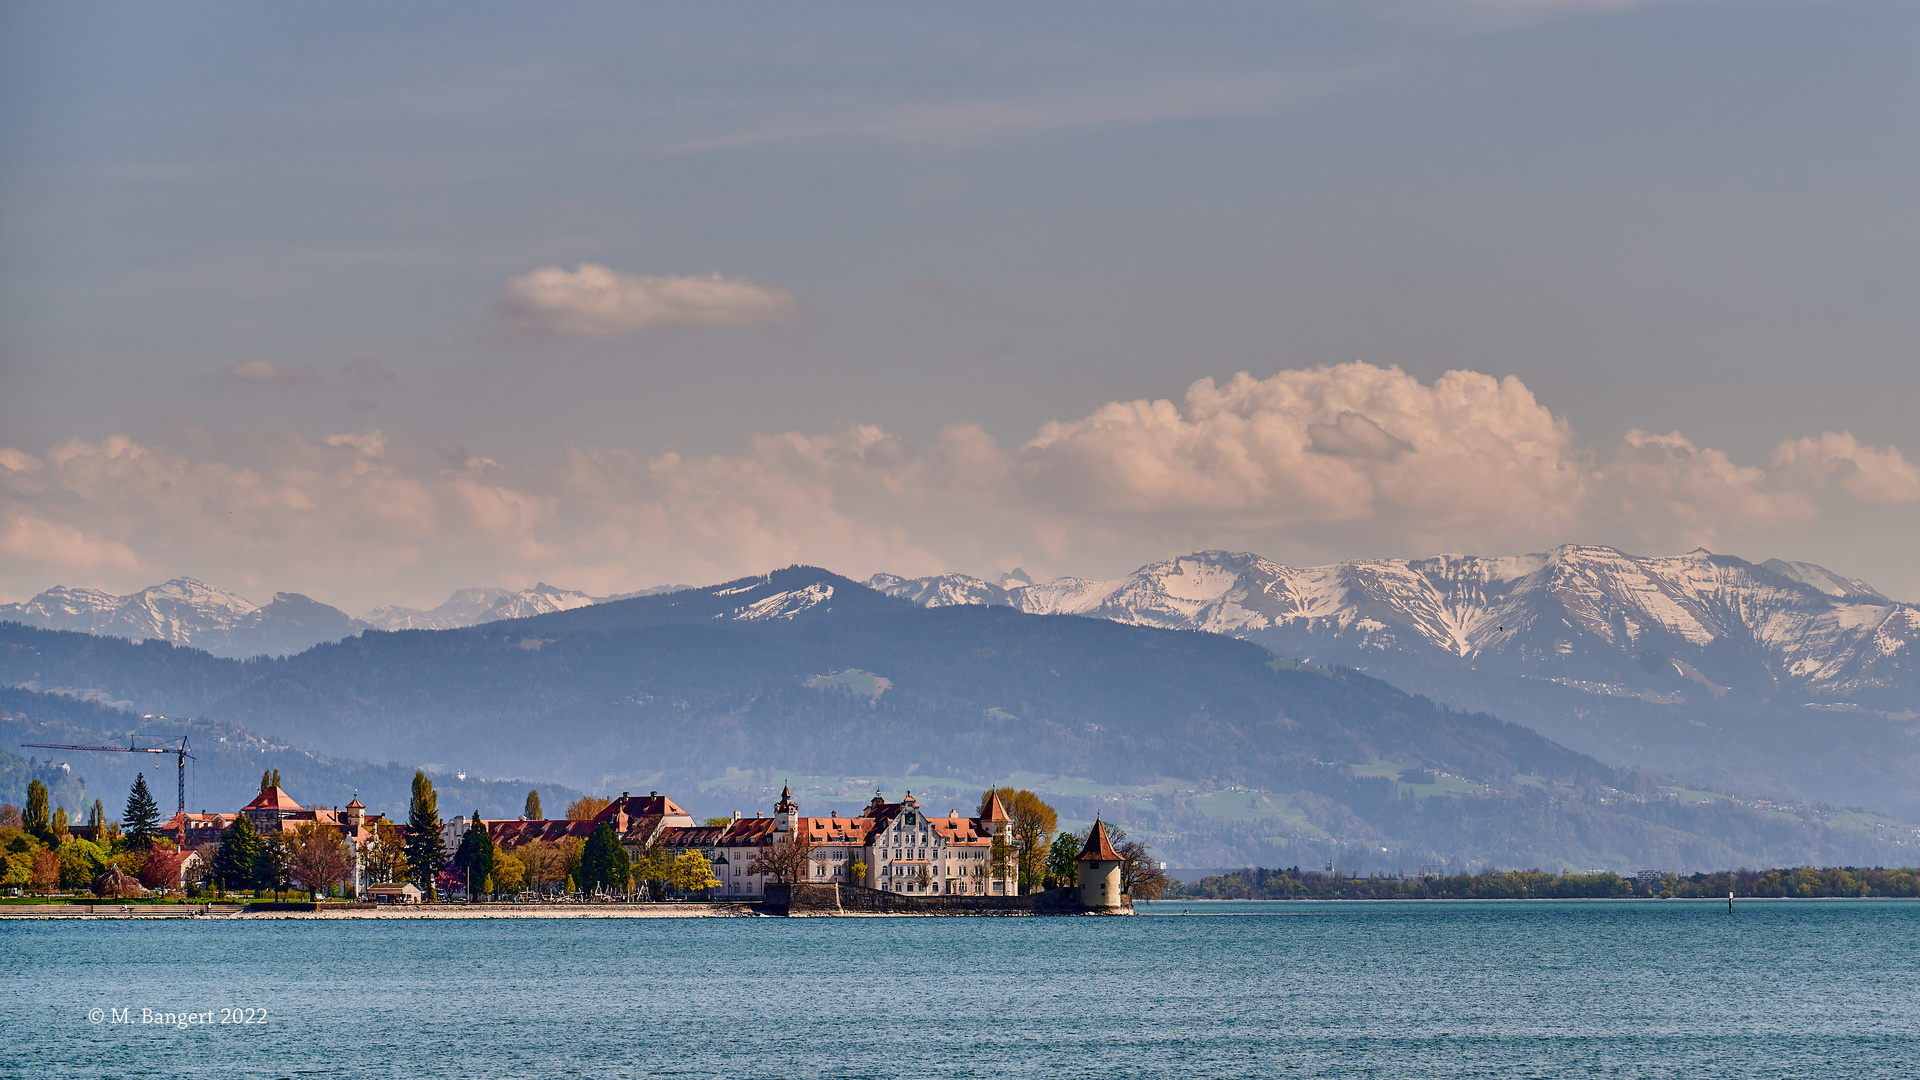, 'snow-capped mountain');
870,547,1920,809
2,579,698,656
359,582,691,629
362,584,594,630
875,545,1920,707
869,547,1917,705
0,579,369,659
